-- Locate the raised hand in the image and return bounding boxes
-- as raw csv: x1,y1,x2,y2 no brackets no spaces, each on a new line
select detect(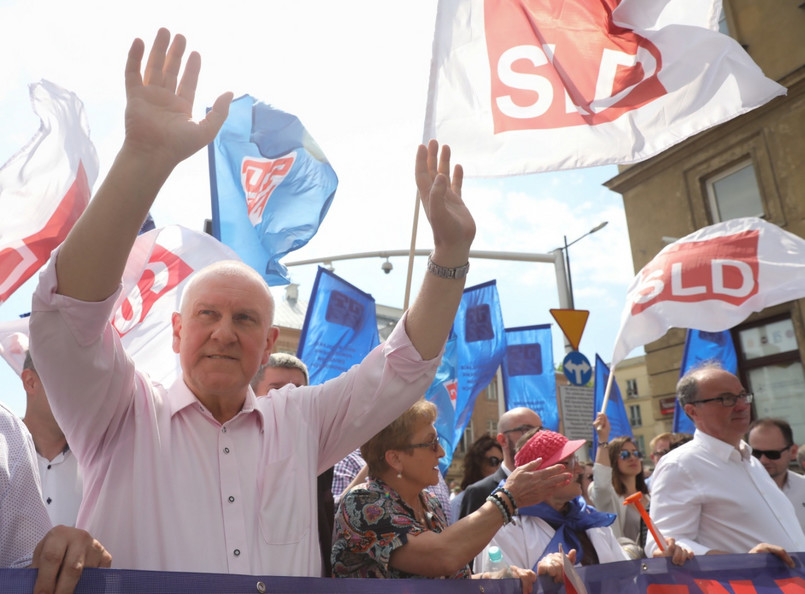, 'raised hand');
123,28,233,171
414,140,476,266
503,458,571,508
